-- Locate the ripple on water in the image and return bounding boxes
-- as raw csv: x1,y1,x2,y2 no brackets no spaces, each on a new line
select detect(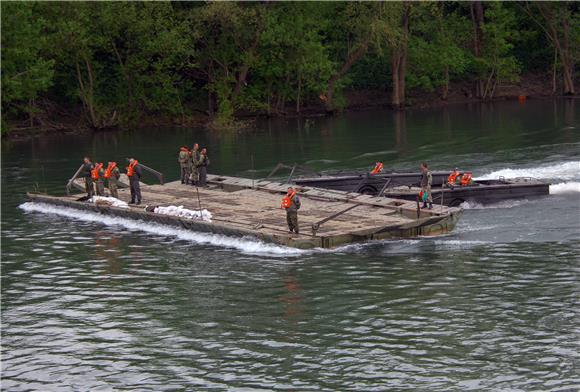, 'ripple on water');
1,200,579,390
